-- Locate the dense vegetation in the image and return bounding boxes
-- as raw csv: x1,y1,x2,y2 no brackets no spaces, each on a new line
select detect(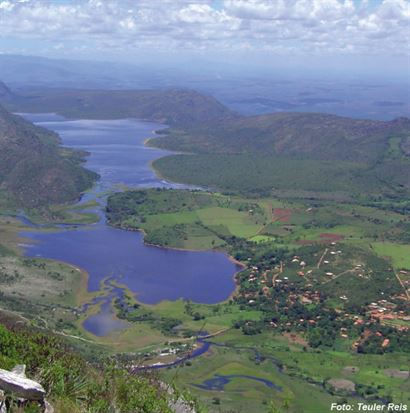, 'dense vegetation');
0,104,98,208
152,154,394,198
1,80,409,411
105,189,410,410
106,188,410,311
149,113,410,162
0,312,189,413
148,111,410,200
